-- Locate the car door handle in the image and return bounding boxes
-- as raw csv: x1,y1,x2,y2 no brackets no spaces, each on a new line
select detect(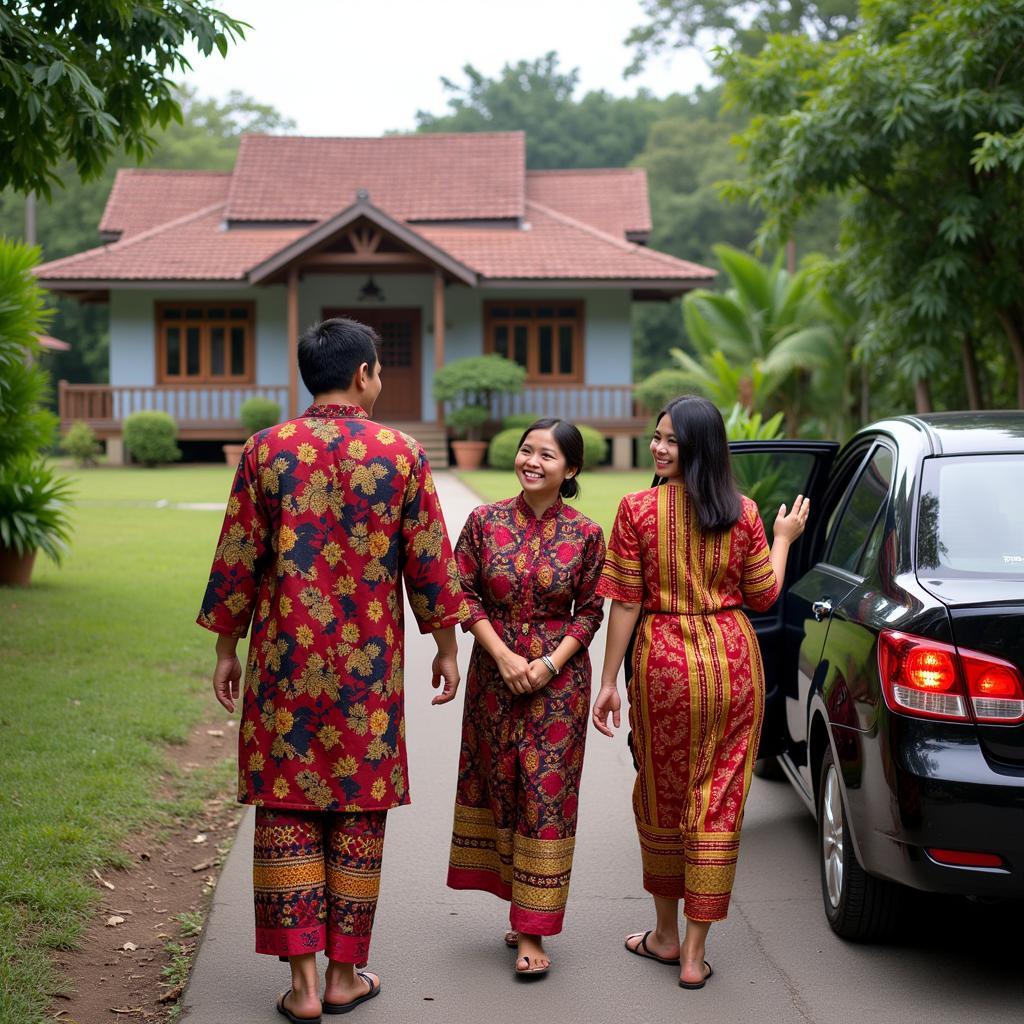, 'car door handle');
812,599,833,622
